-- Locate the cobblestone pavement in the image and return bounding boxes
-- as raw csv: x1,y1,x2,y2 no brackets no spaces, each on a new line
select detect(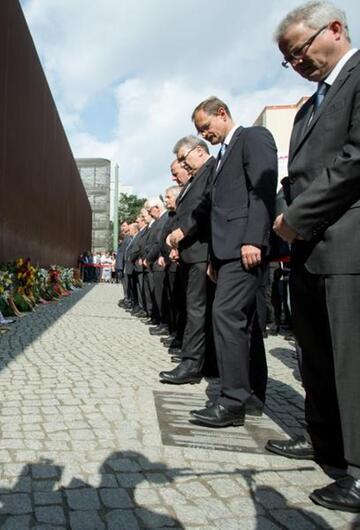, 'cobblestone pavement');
0,283,359,529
